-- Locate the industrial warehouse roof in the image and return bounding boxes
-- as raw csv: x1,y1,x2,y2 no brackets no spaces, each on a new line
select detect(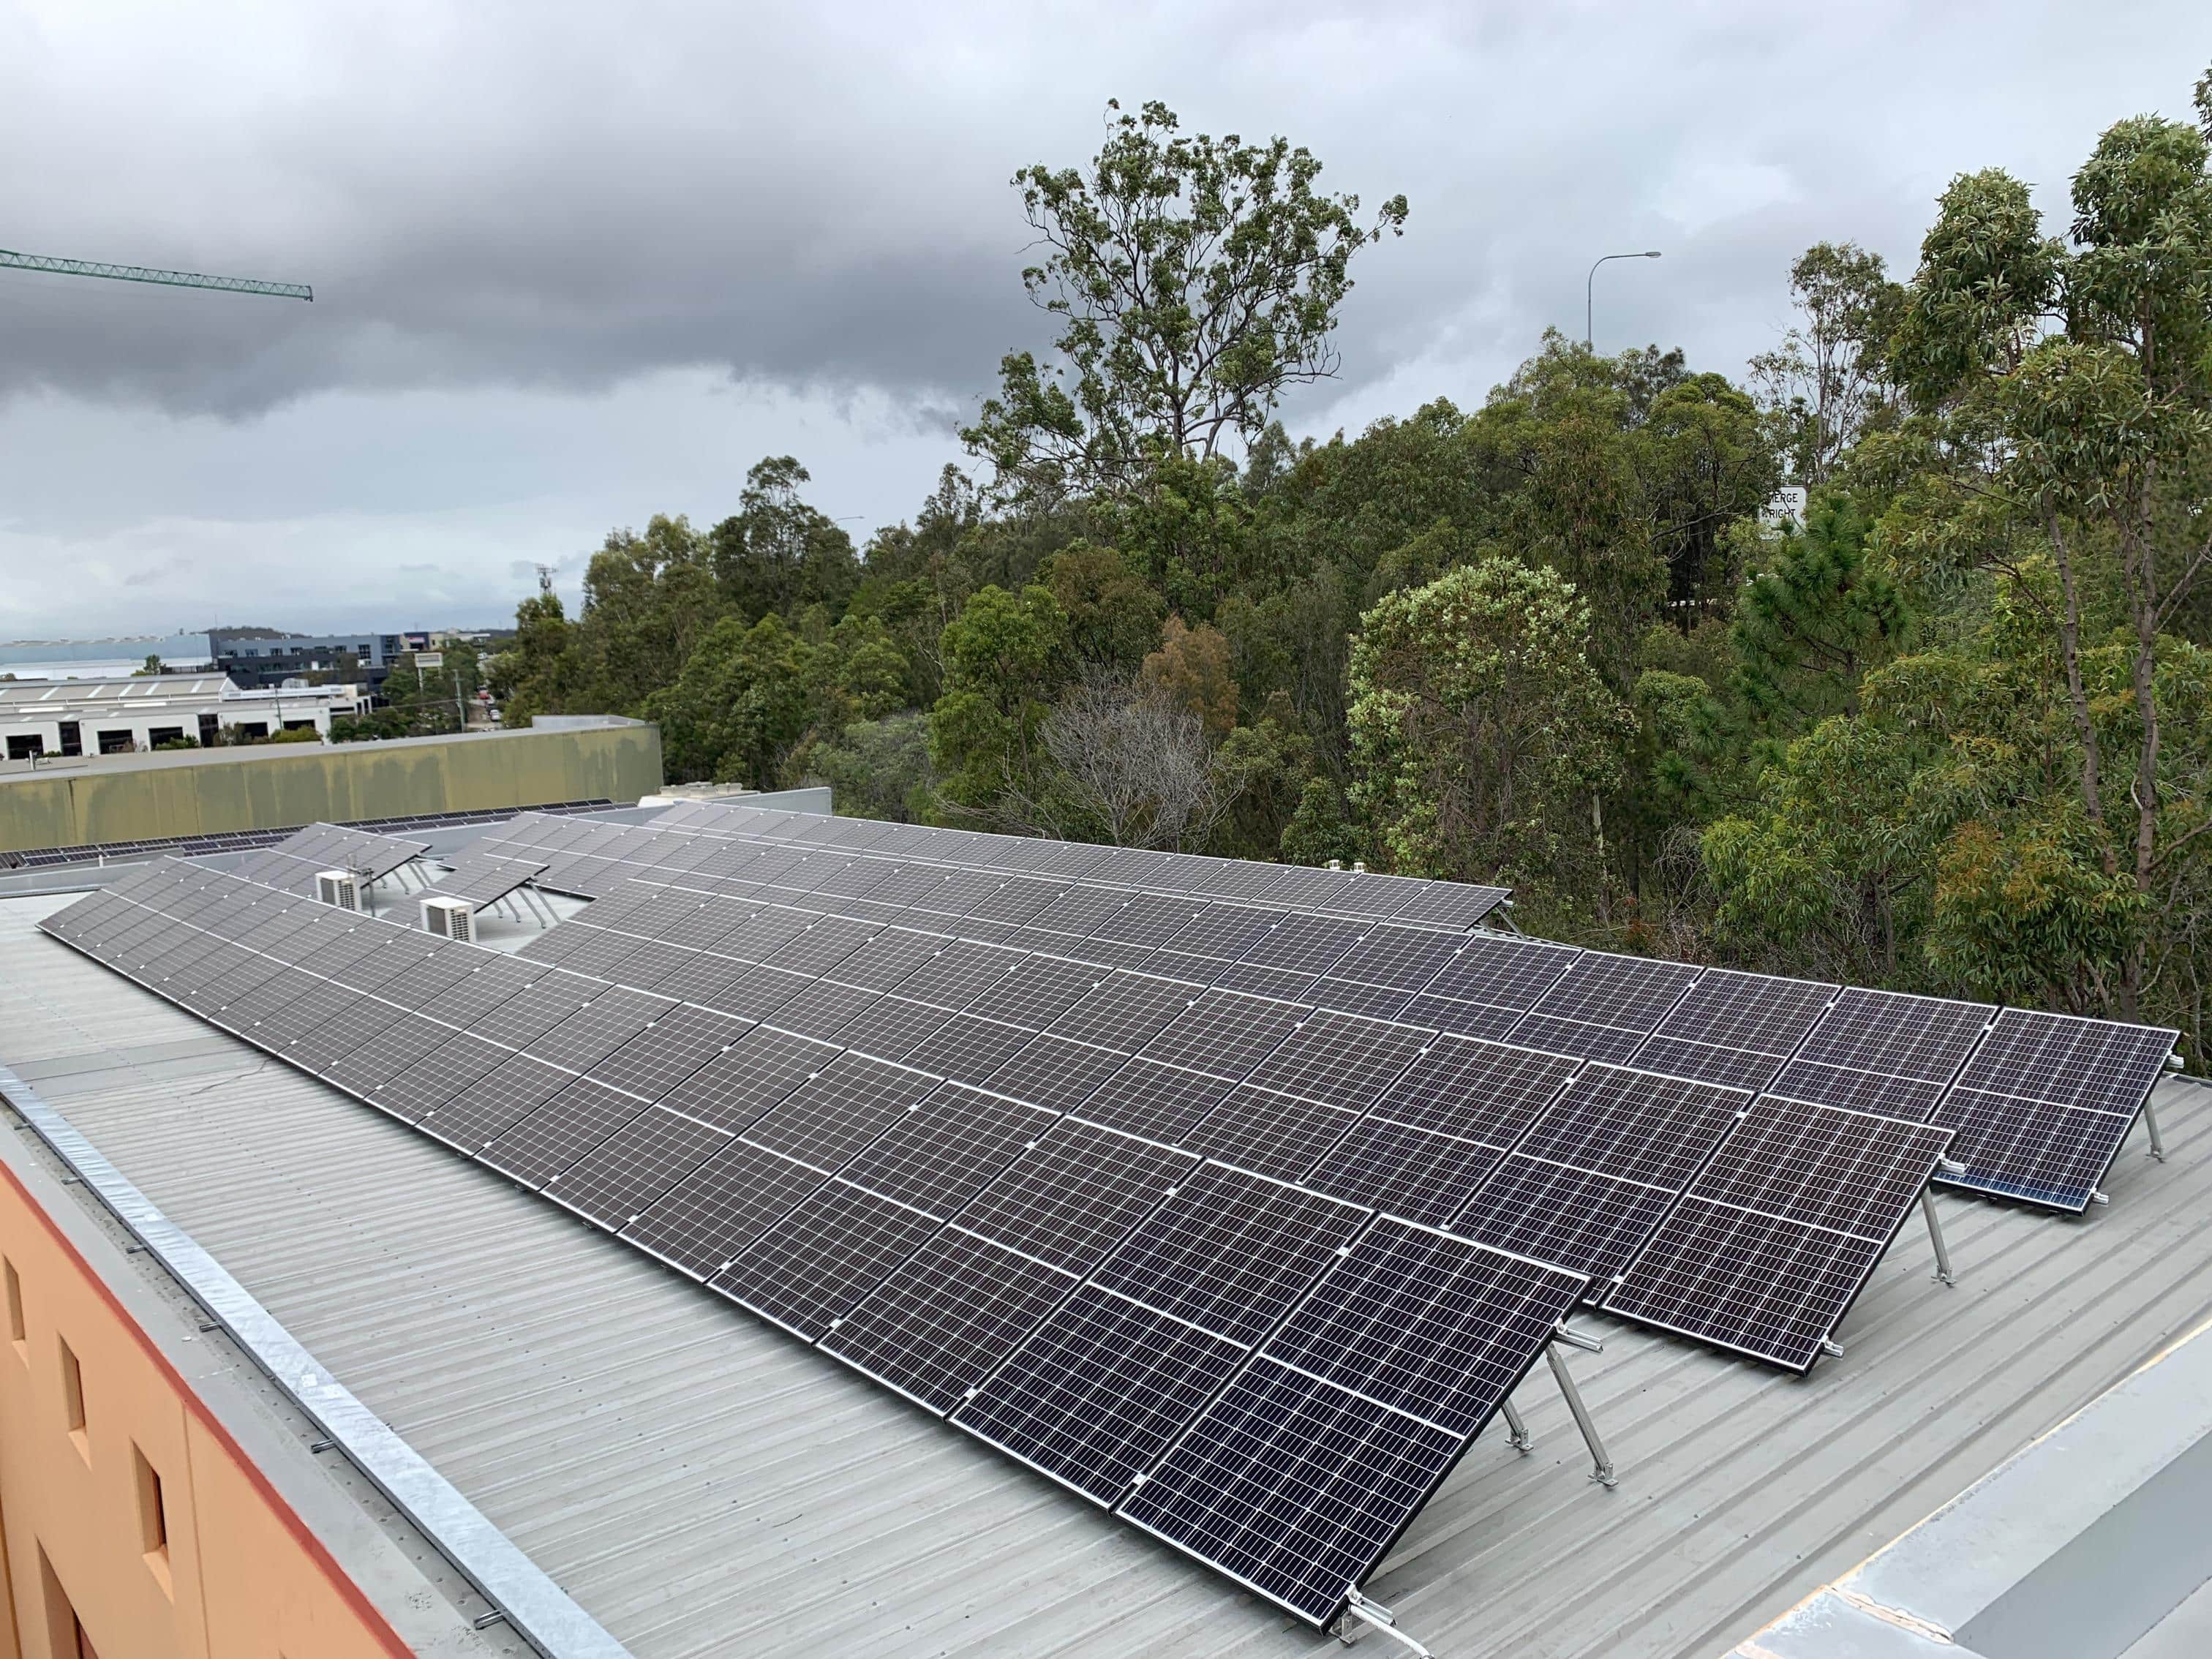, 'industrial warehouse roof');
0,672,235,704
2,890,2208,1659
